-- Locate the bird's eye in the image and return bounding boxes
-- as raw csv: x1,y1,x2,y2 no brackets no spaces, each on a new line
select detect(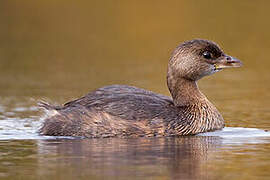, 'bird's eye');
203,51,212,59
